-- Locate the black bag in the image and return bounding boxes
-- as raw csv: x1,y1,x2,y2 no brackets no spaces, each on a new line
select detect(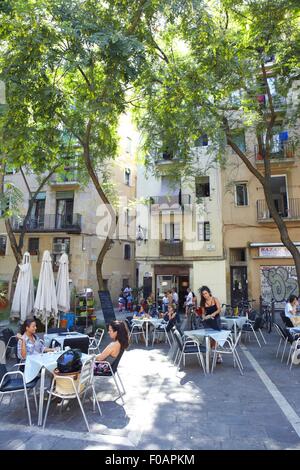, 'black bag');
56,349,82,373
